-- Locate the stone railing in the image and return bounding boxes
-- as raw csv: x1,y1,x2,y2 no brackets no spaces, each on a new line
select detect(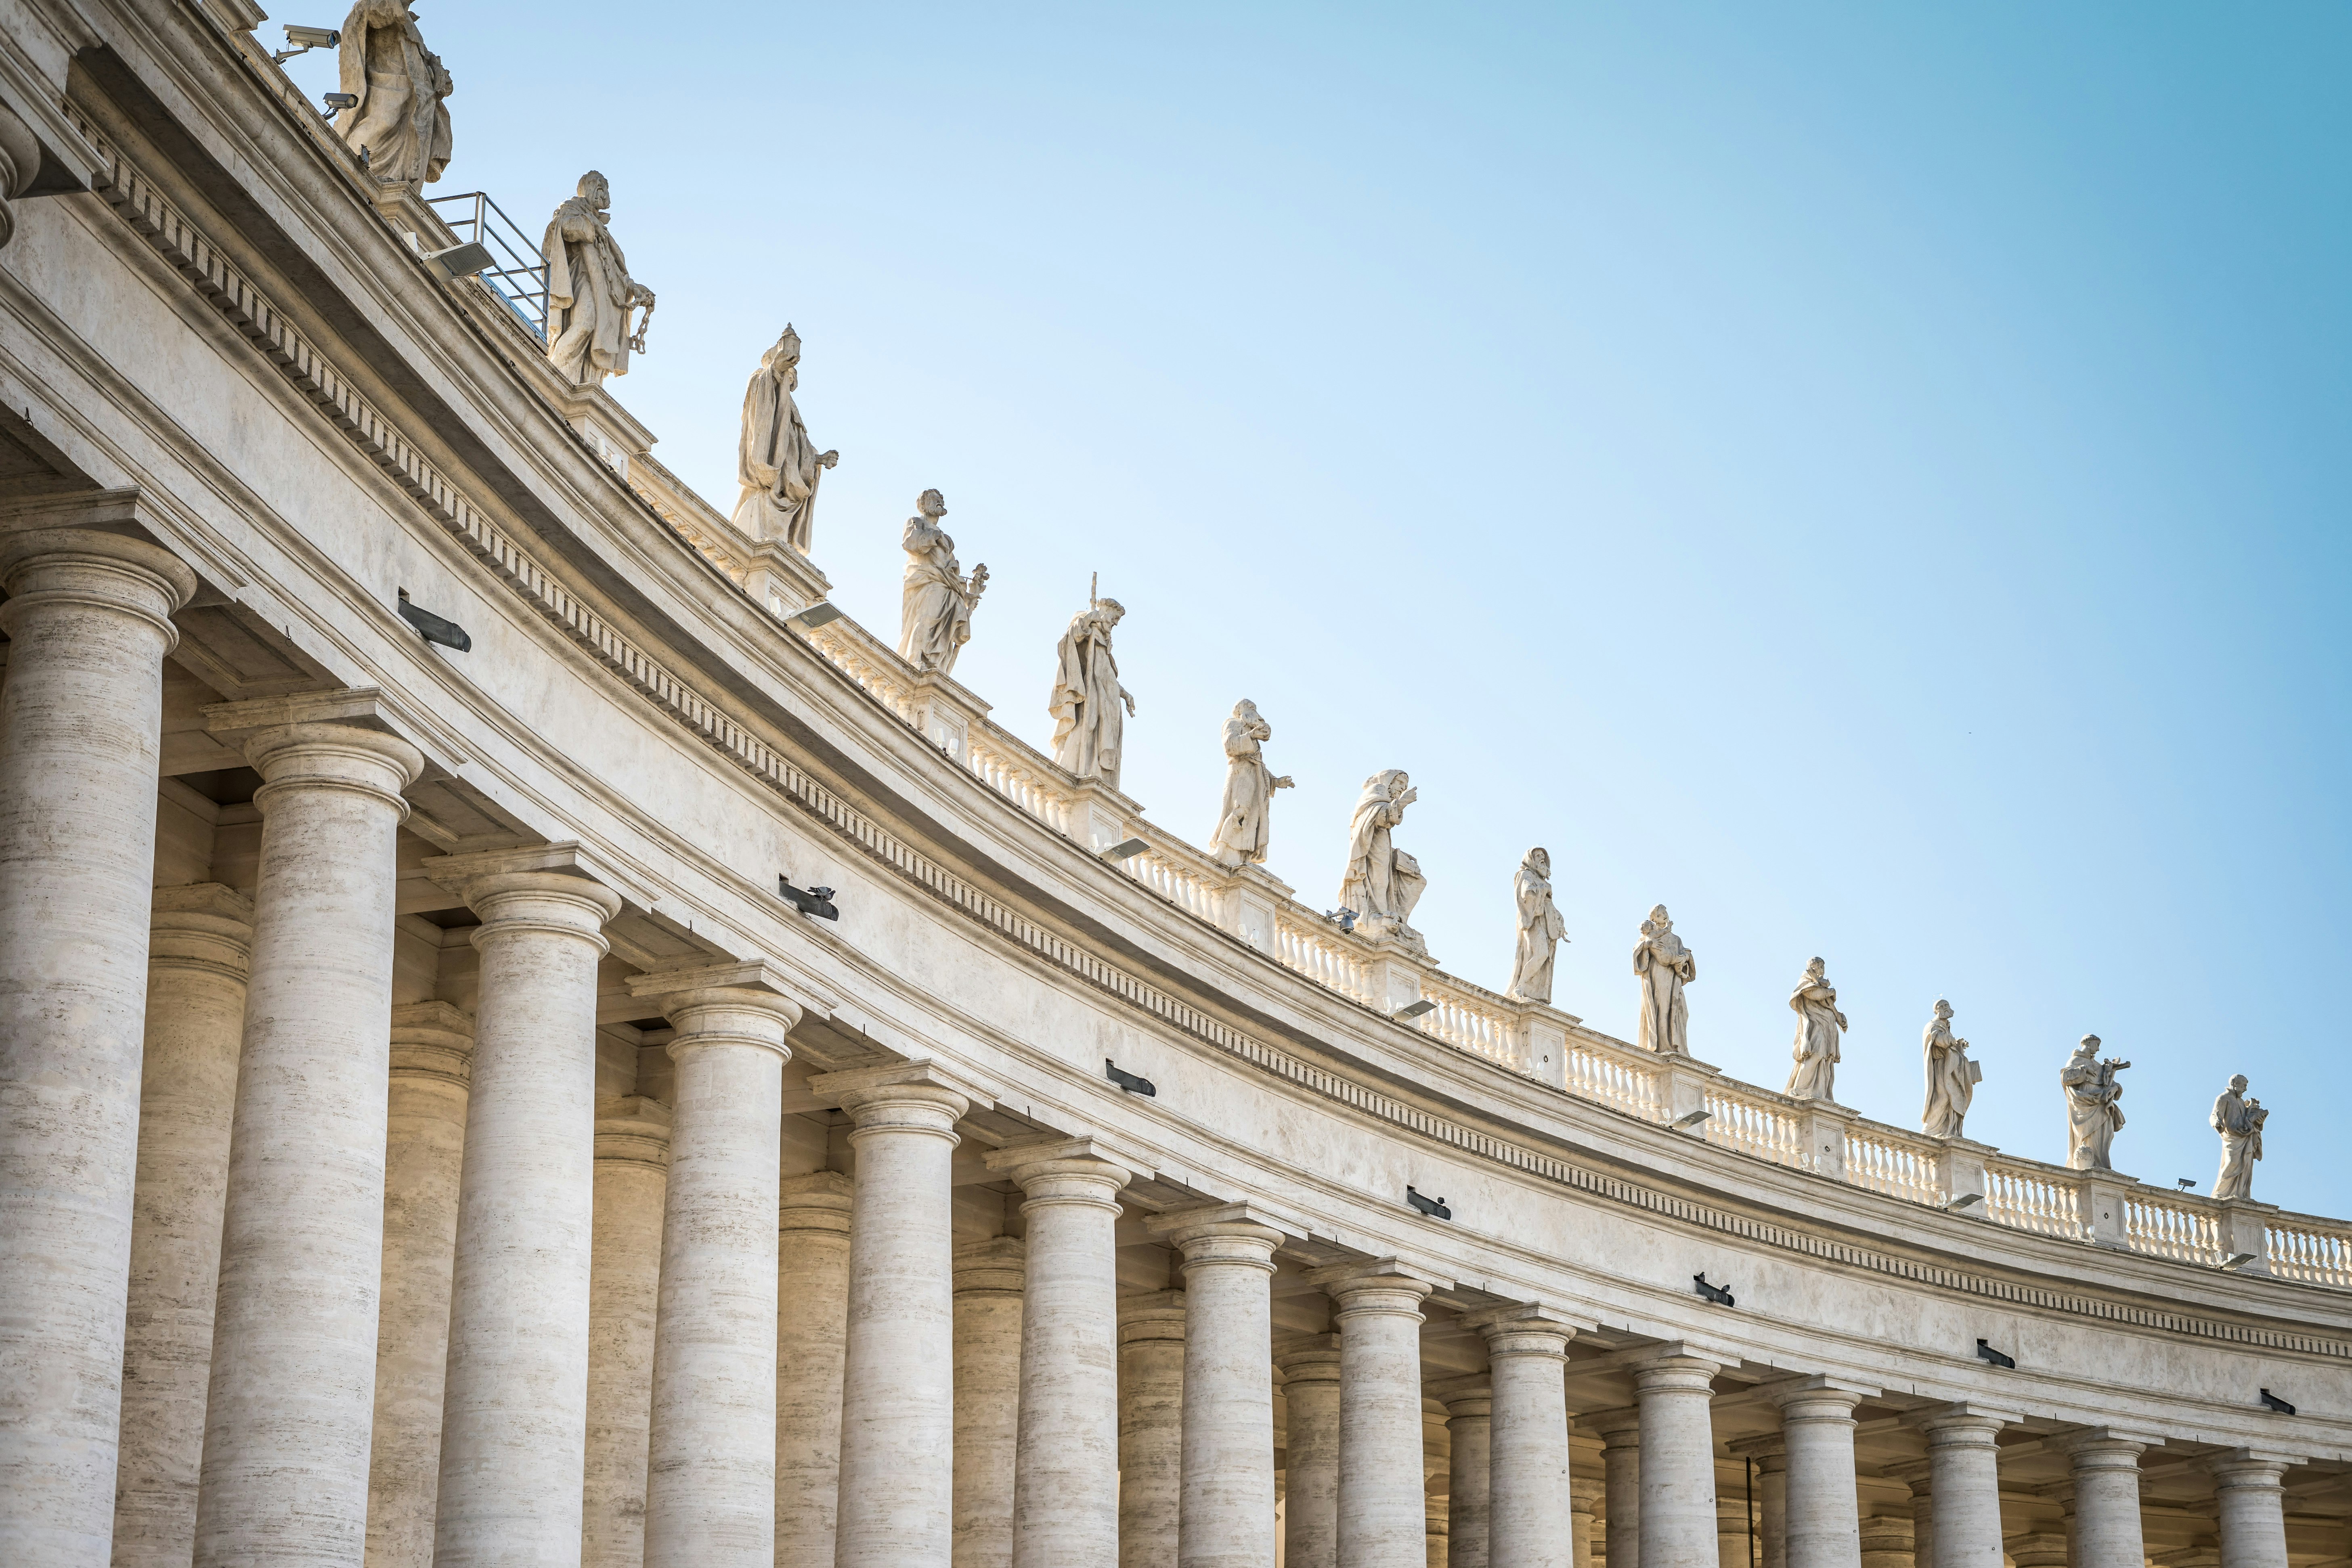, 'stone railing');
1410,973,1526,1072
1844,1122,1947,1207
1564,1031,1666,1123
2126,1188,2226,1266
1702,1081,1811,1171
1271,908,1380,1008
1981,1155,2089,1241
804,620,919,727
964,727,1076,839
1111,824,1224,926
2266,1213,2352,1289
